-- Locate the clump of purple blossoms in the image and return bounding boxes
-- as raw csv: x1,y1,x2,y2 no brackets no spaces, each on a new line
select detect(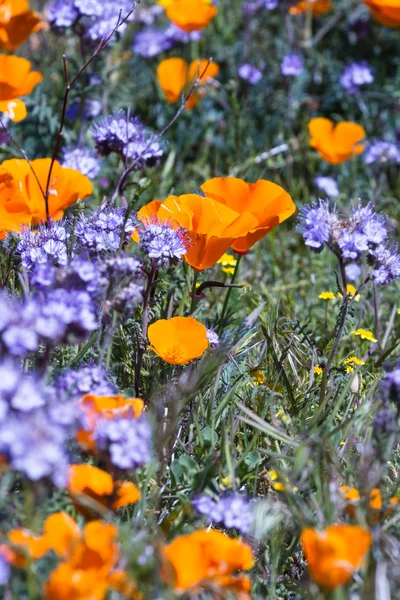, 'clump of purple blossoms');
63,147,101,179
16,222,69,270
192,493,254,534
46,0,135,41
56,362,116,400
340,62,373,95
280,54,304,77
238,64,263,85
94,414,152,469
381,366,400,407
74,205,136,255
133,28,173,58
298,201,400,285
364,141,400,165
314,176,339,198
91,111,164,168
138,219,189,269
